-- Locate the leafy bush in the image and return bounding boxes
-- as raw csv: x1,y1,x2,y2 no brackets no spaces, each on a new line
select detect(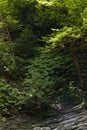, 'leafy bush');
0,42,16,79
0,78,24,115
59,81,84,105
23,46,76,113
